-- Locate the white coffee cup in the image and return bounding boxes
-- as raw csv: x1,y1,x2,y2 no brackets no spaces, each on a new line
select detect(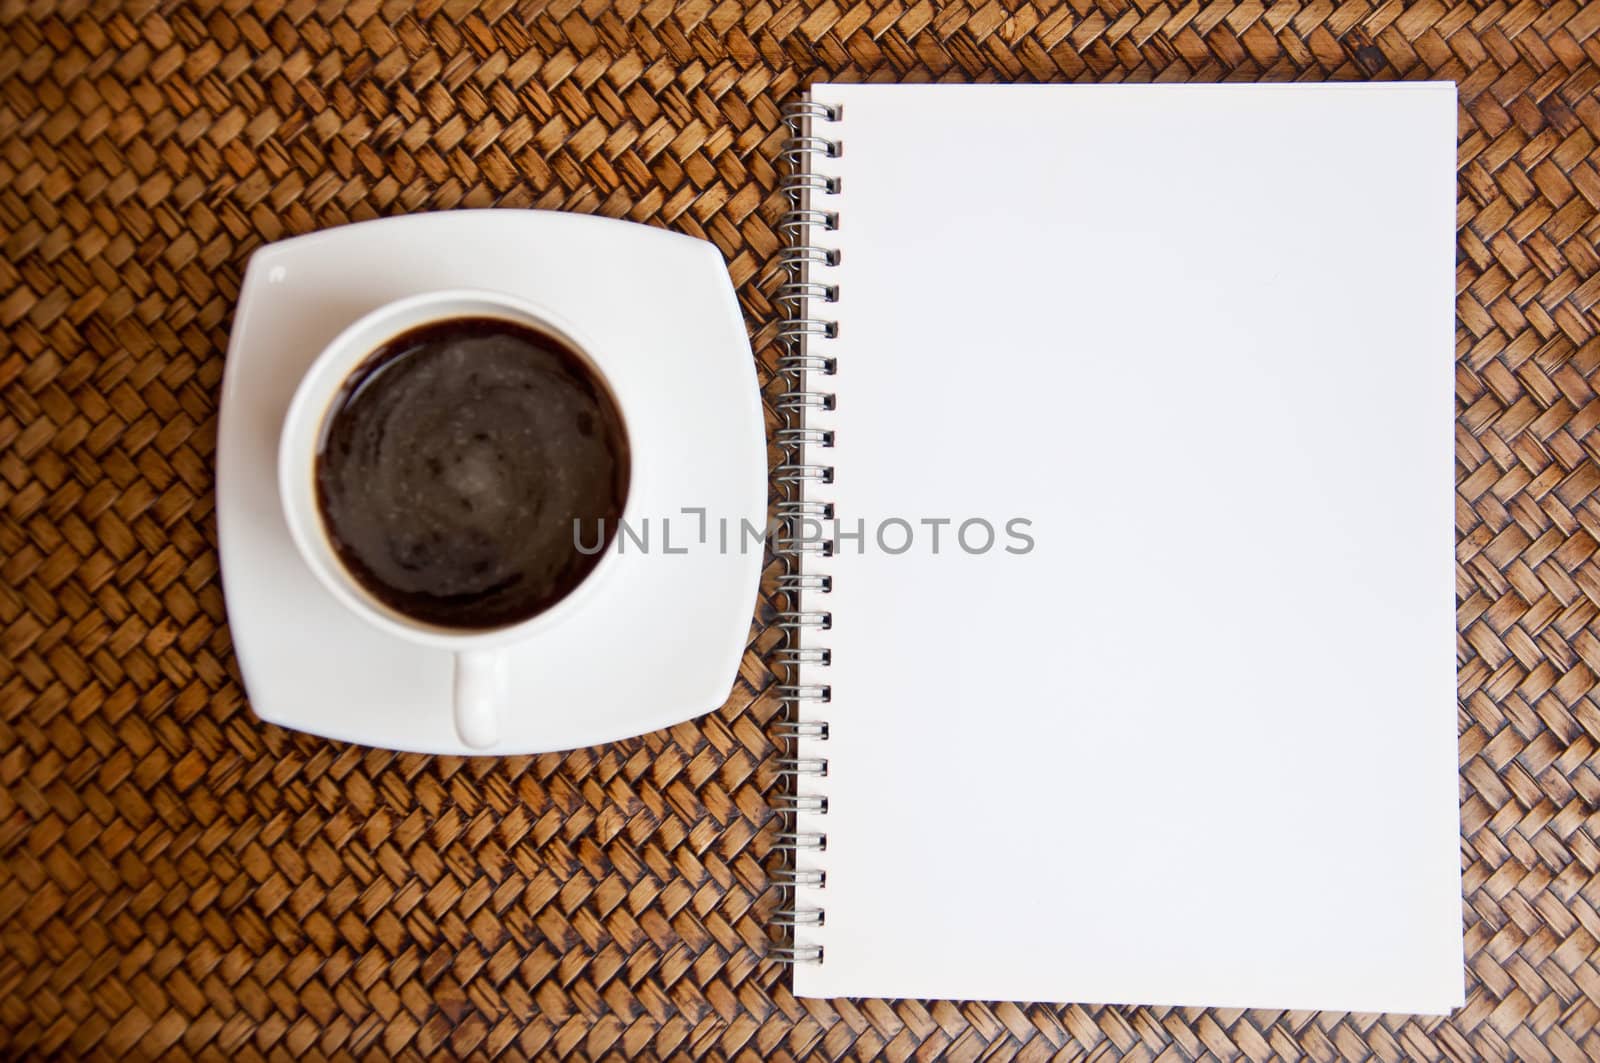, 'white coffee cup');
278,289,632,751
